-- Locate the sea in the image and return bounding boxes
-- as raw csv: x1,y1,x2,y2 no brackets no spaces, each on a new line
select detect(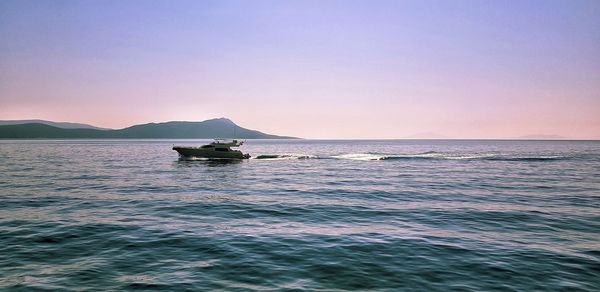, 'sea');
0,139,599,291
